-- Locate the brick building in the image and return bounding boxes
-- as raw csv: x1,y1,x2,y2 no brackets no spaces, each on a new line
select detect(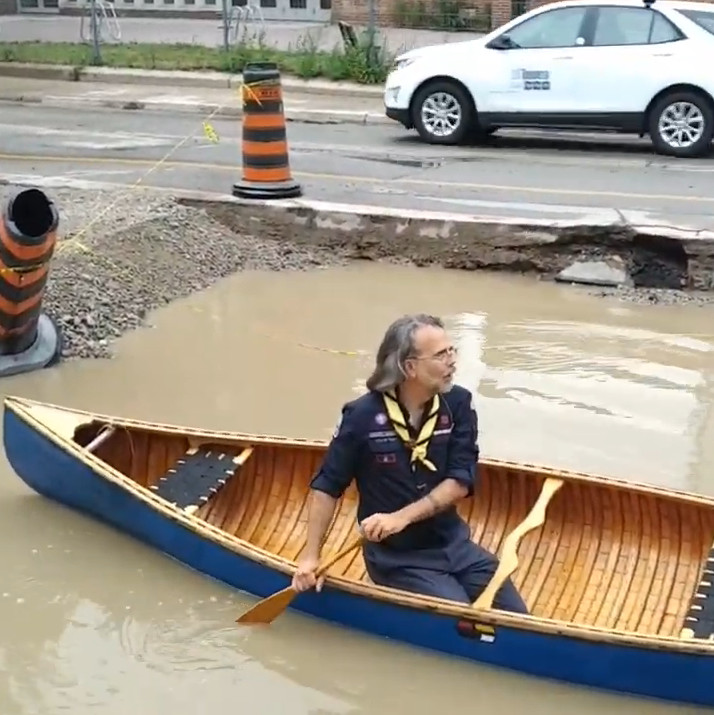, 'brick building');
332,0,712,32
